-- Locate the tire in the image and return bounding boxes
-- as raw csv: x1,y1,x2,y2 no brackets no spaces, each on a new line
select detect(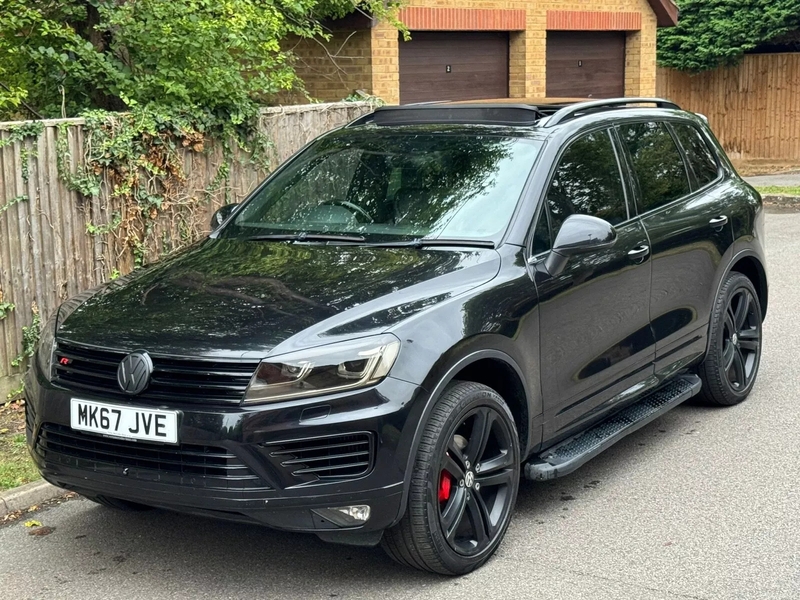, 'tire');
382,381,520,575
697,272,763,406
84,494,153,512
